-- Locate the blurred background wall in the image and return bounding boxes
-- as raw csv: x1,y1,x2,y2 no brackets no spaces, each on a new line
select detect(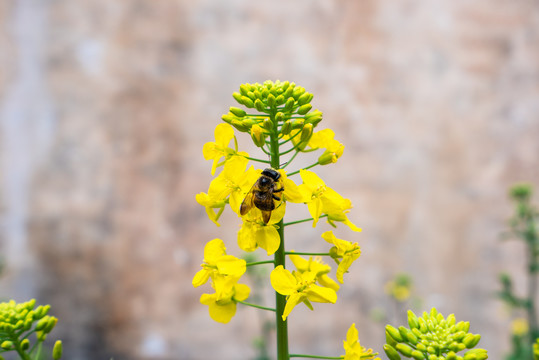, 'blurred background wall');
1,0,538,359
